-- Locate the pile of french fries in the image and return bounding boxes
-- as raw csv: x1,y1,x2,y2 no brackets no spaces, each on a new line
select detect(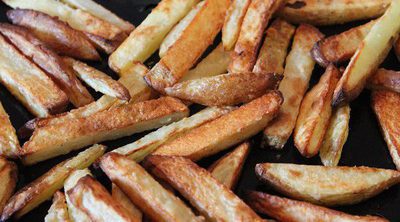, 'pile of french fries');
0,0,399,221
